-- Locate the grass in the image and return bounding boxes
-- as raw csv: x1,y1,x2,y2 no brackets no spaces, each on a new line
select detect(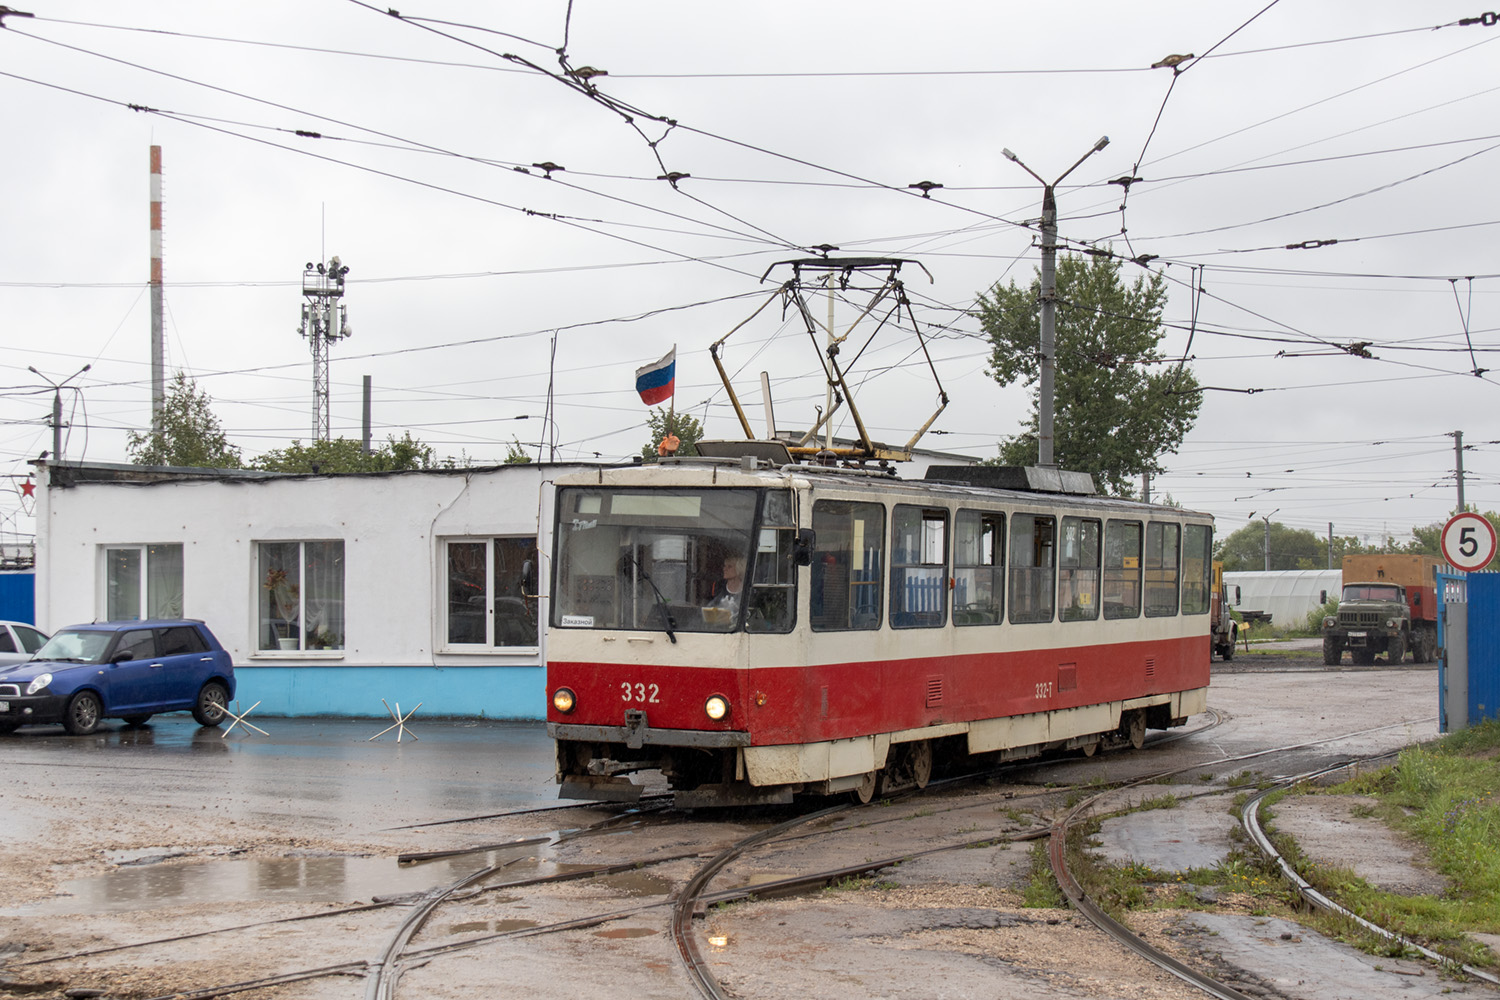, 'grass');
1021,841,1064,908
1283,718,1500,964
